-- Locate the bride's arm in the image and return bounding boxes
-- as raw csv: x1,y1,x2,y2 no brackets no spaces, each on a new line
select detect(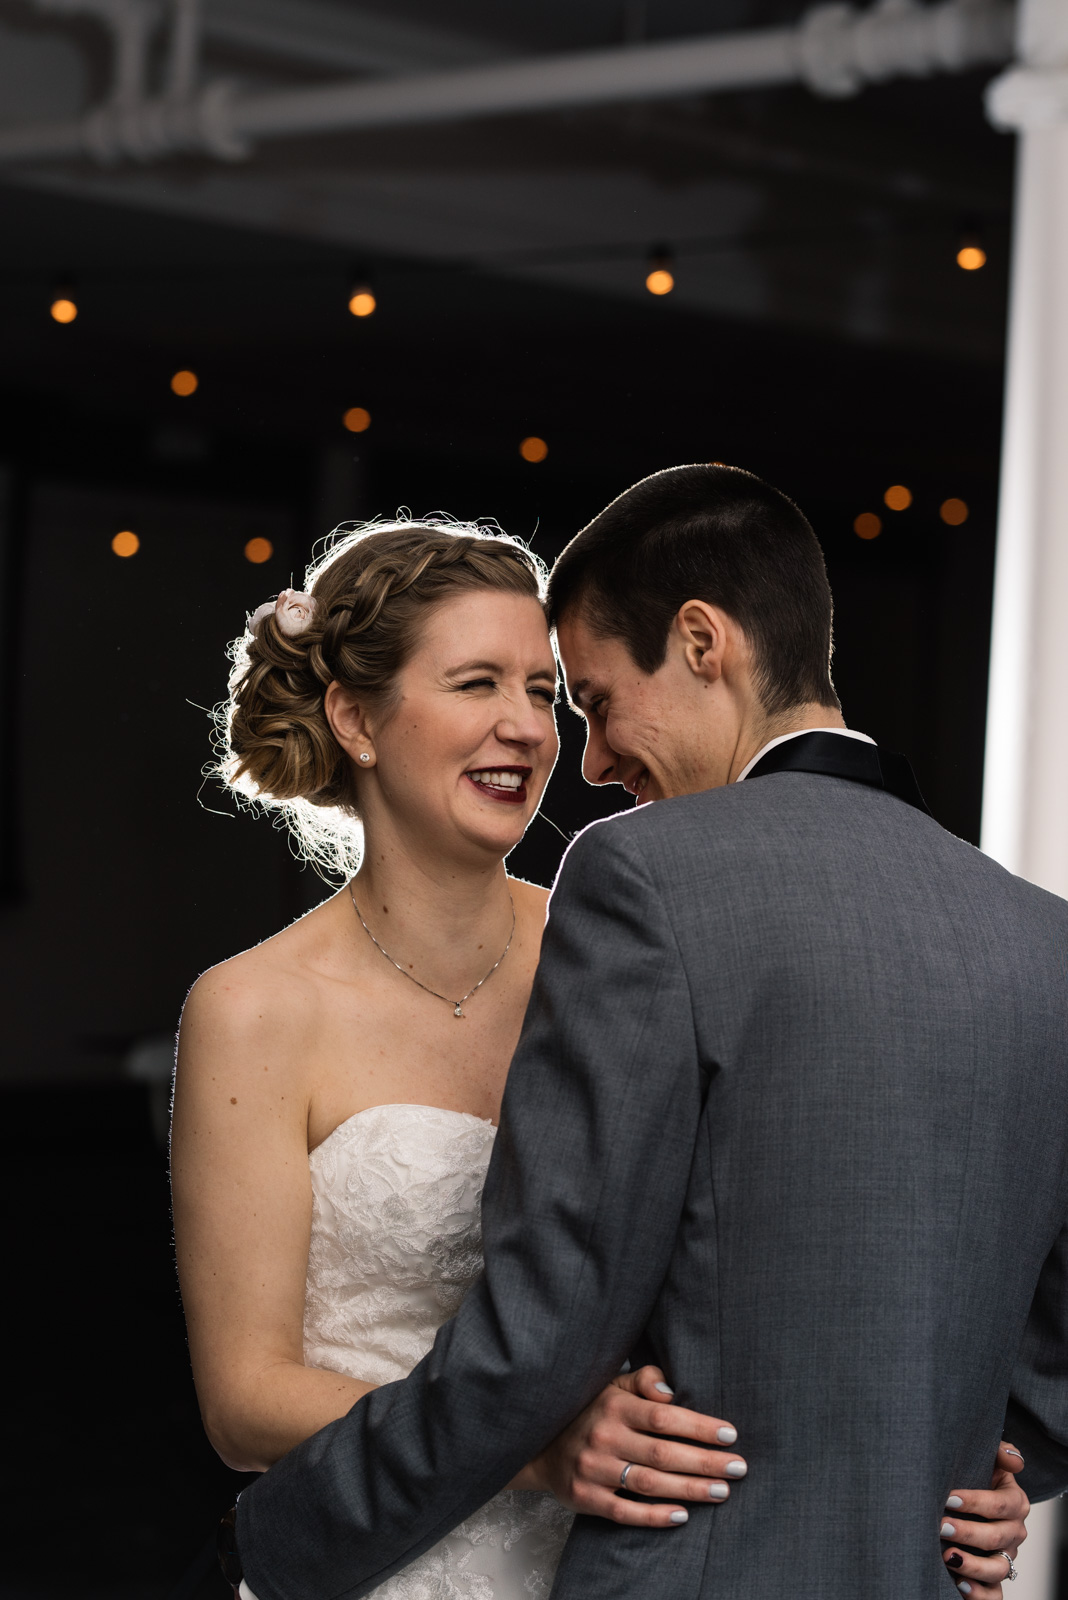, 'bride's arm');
171,964,376,1473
